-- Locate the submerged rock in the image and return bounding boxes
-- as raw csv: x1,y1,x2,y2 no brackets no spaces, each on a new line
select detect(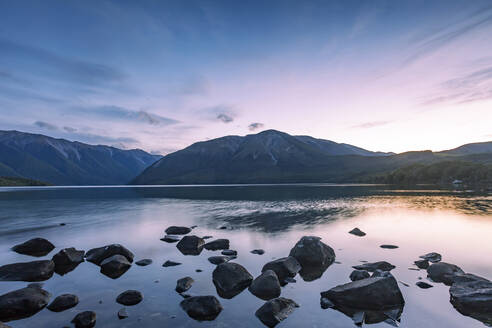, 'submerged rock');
427,262,464,285
249,270,281,301
52,248,85,275
213,262,253,299
416,282,433,289
0,260,55,282
289,236,335,281
204,239,230,251
176,277,194,293
262,257,301,284
349,228,366,237
71,311,96,328
208,255,235,265
350,270,370,281
222,249,237,256
0,284,51,322
86,244,134,265
100,255,131,279
380,245,398,249
160,235,181,243
420,252,442,263
117,308,128,319
47,294,79,312
180,296,223,321
414,259,429,269
352,261,395,272
450,278,492,326
135,259,152,266
165,226,192,235
162,260,181,267
11,238,55,257
255,297,299,327
176,235,205,256
116,290,143,306
251,249,265,255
